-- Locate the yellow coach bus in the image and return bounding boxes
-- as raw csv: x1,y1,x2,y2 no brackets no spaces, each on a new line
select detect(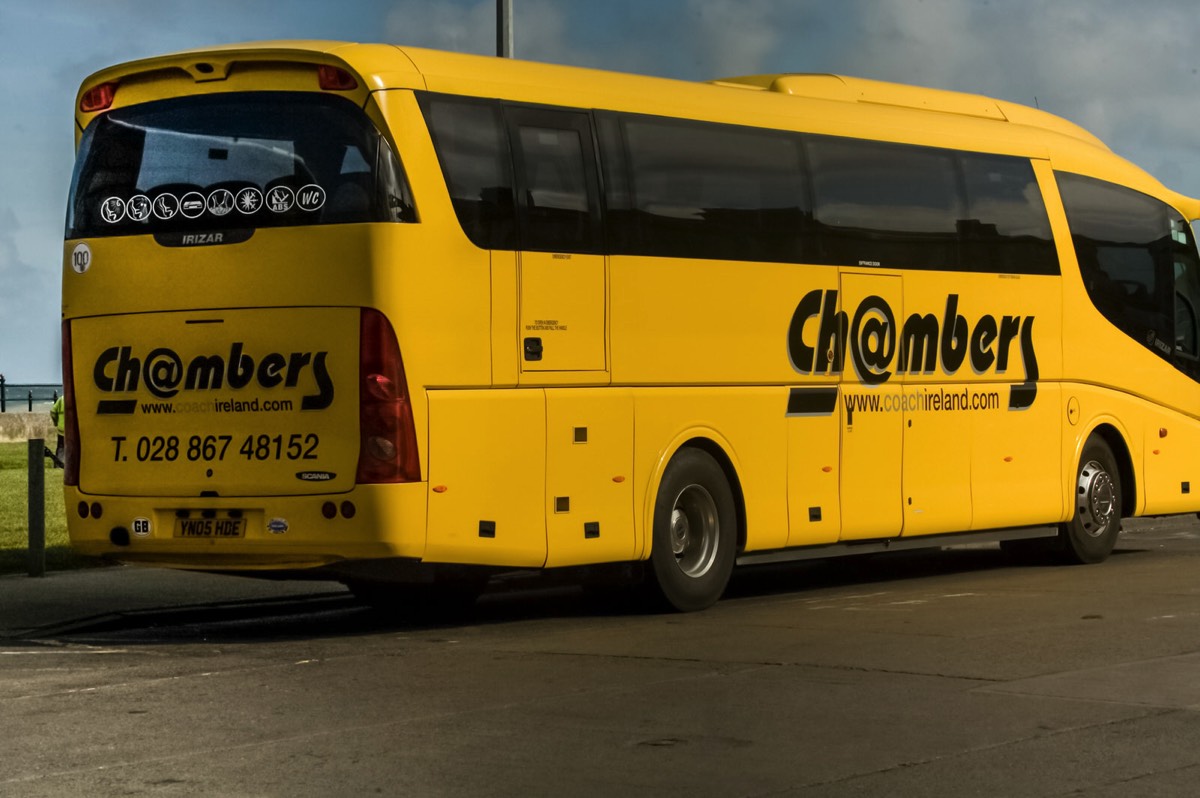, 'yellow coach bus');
63,42,1200,611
